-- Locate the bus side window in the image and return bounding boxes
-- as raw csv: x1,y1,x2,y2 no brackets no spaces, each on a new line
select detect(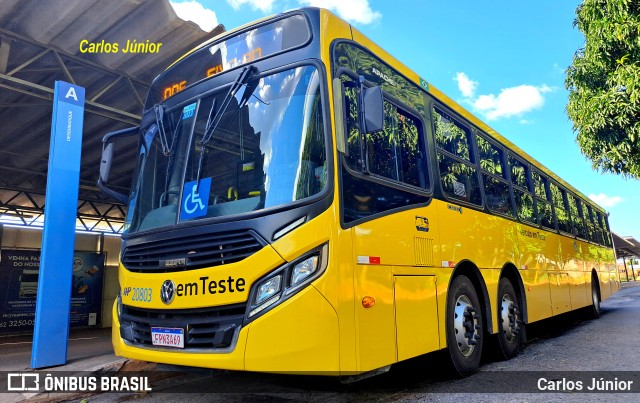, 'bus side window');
433,107,482,205
602,213,612,247
550,182,570,233
594,211,606,245
477,134,512,215
341,78,362,169
509,154,536,224
532,170,554,229
568,195,588,239
585,204,598,243
366,102,424,188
